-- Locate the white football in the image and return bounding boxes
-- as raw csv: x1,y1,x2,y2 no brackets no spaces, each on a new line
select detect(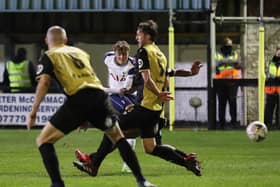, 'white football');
246,121,268,142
